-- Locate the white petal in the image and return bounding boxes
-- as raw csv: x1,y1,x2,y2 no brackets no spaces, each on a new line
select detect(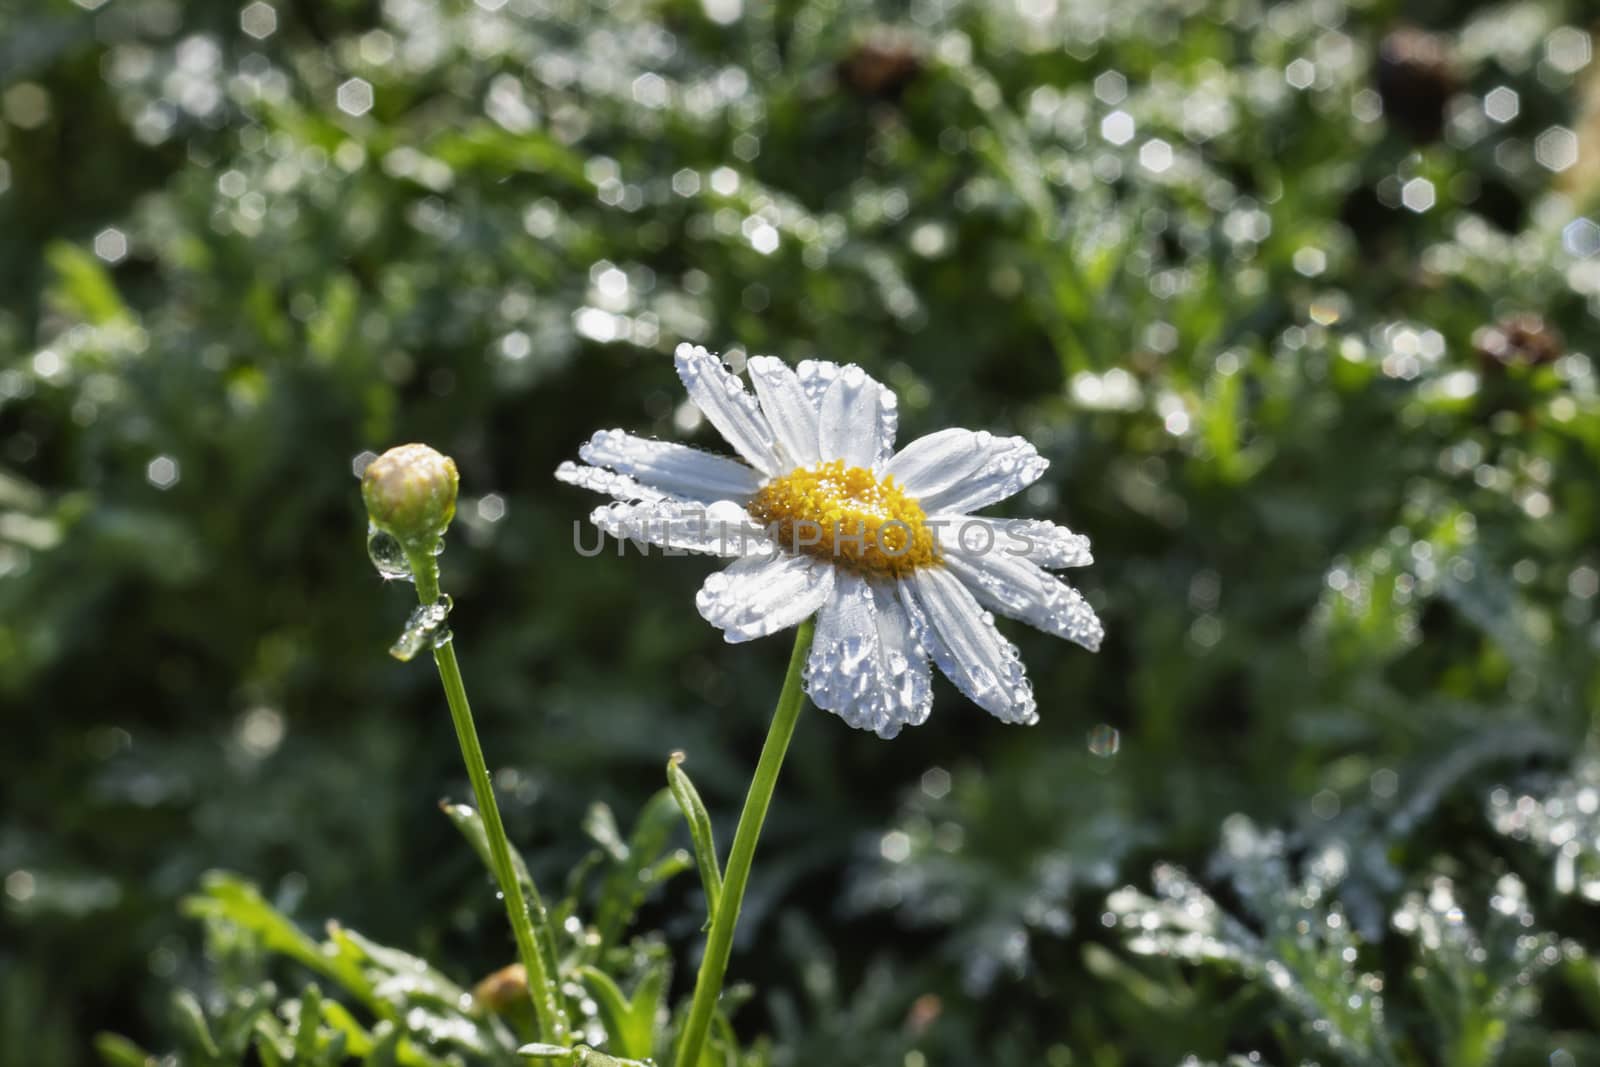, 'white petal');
901,567,1037,724
886,428,1047,513
674,344,783,476
592,499,773,557
747,356,821,468
818,364,898,470
932,515,1093,569
580,429,763,502
804,572,933,738
939,540,1103,650
696,554,834,642
556,461,667,503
